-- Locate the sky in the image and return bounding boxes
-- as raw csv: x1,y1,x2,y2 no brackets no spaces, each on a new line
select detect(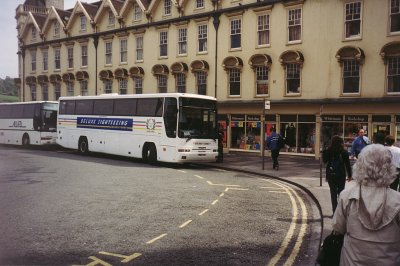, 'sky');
0,0,77,79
